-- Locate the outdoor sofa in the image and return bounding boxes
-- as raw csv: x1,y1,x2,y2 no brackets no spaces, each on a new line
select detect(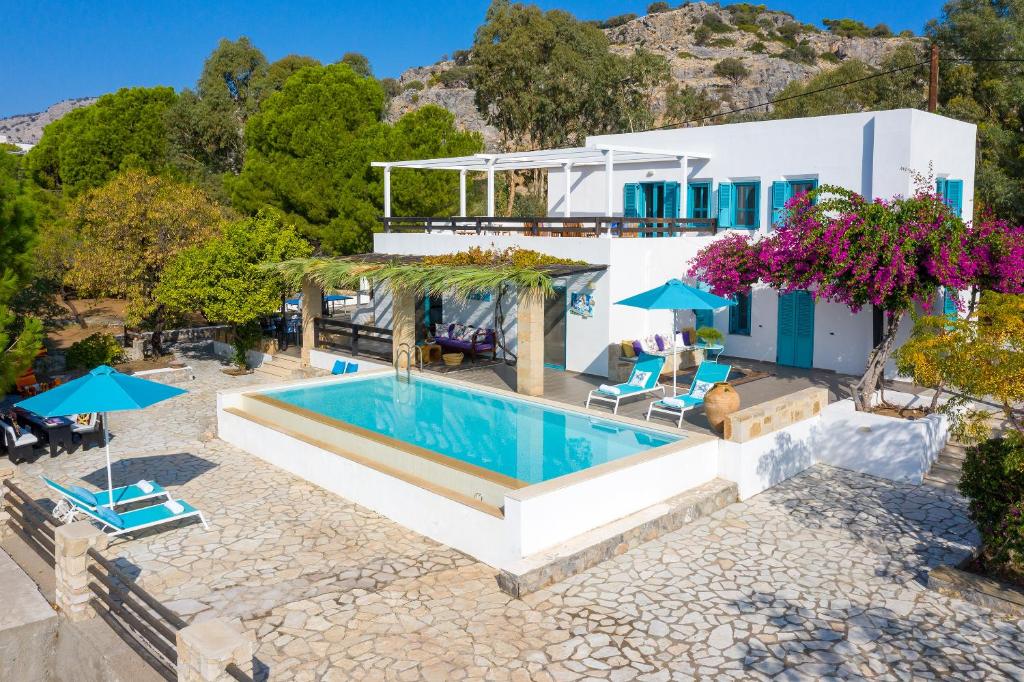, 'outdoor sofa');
431,323,497,361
